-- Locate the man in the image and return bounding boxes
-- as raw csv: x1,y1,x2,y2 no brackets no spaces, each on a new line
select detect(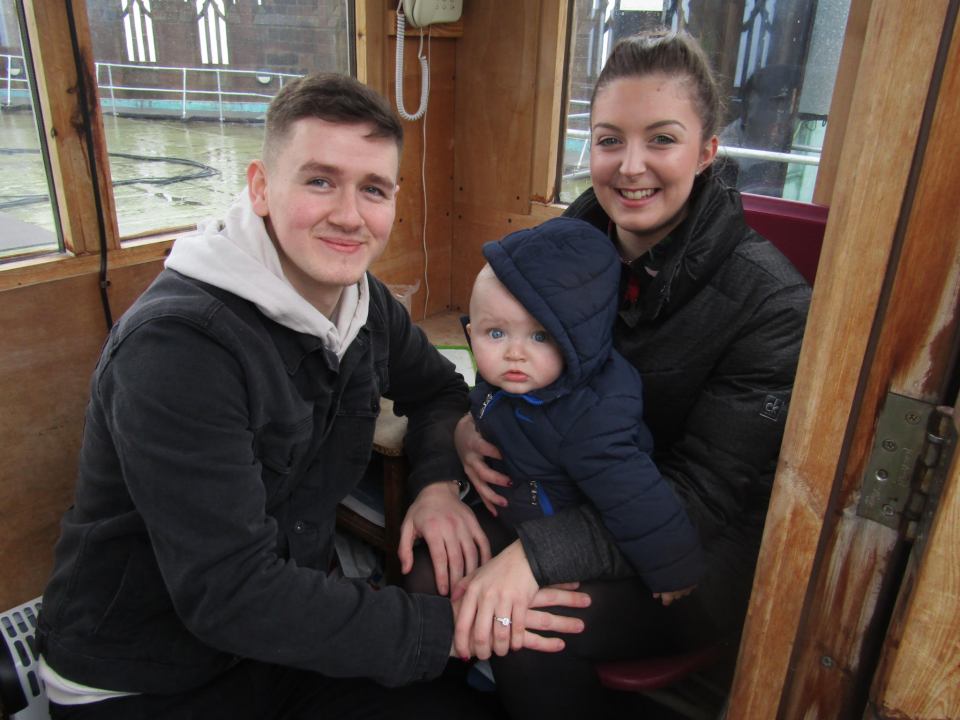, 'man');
37,73,585,719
